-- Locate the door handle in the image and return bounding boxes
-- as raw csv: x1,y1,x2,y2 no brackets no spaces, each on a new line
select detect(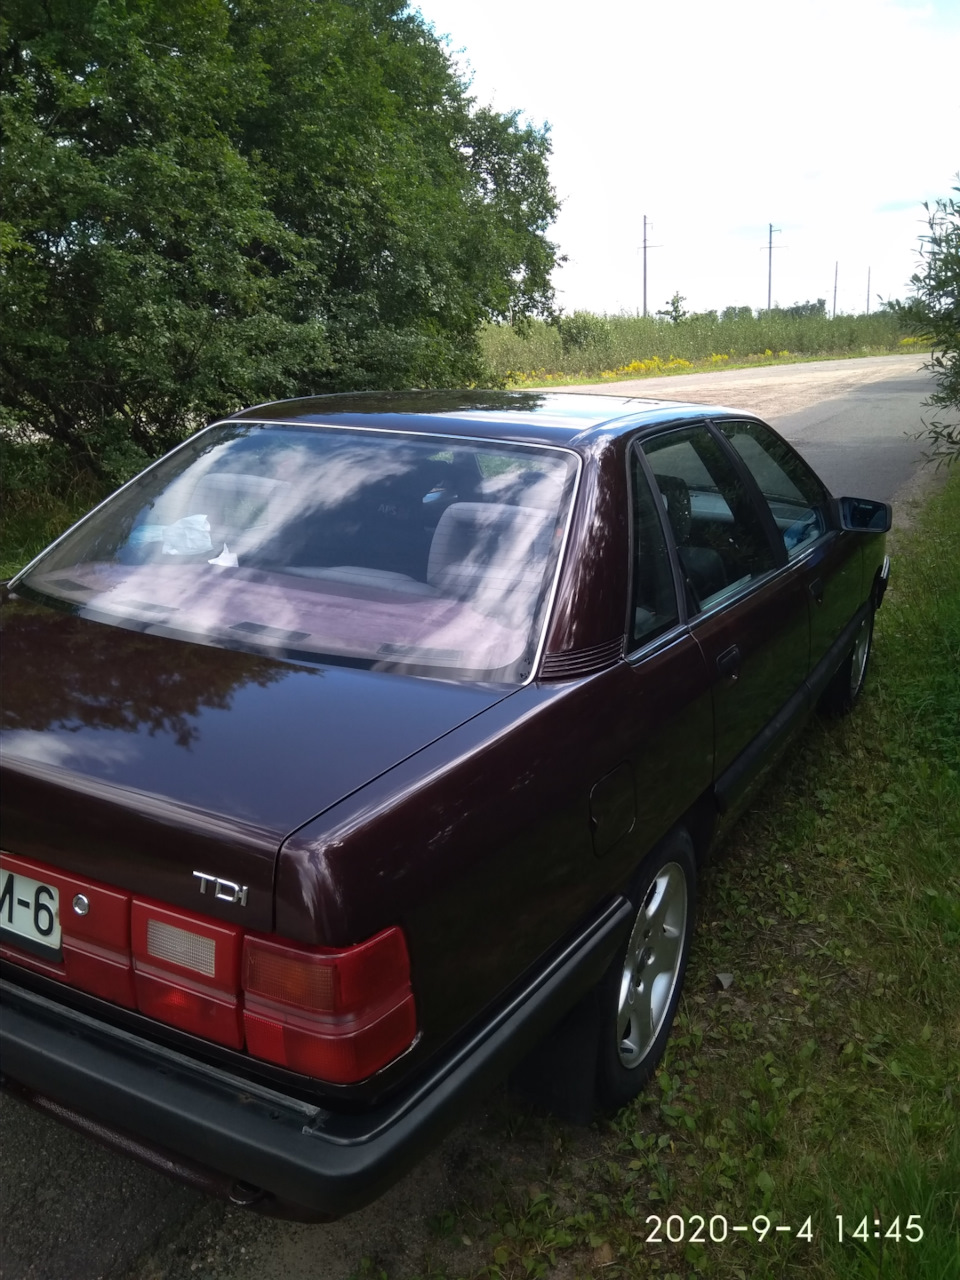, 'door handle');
808,576,824,605
716,644,741,680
